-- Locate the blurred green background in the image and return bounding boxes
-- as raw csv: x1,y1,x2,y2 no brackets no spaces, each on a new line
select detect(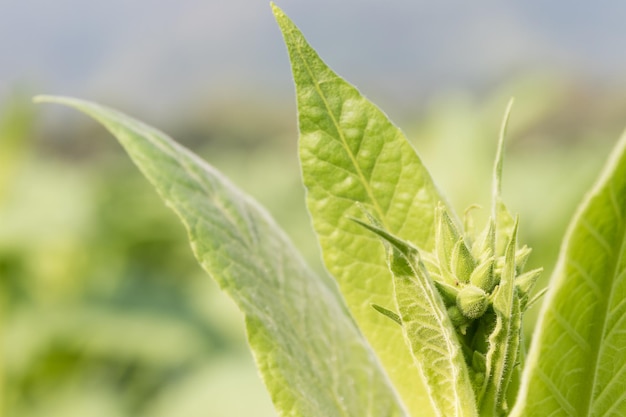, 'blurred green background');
2,2,626,416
